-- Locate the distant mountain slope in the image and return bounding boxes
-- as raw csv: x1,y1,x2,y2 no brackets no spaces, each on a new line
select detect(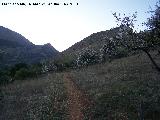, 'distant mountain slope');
0,26,32,47
63,30,109,54
60,27,122,59
0,26,59,67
